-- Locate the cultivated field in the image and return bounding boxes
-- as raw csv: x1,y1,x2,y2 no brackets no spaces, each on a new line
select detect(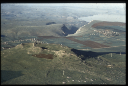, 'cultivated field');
1,4,126,85
92,21,126,28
